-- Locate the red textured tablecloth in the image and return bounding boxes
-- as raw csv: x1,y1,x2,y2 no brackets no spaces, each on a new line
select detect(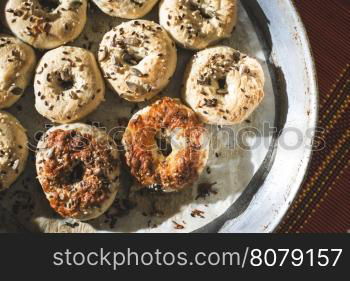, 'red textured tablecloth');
277,0,350,233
